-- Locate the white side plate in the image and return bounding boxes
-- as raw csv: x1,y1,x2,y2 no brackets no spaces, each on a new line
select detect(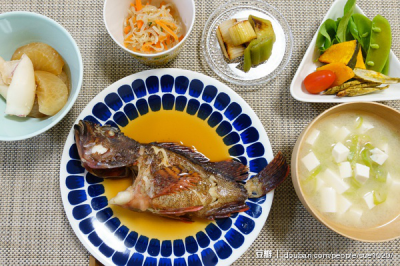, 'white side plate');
290,0,400,103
